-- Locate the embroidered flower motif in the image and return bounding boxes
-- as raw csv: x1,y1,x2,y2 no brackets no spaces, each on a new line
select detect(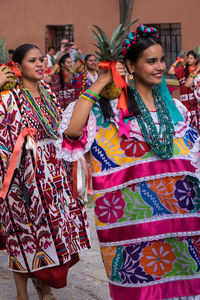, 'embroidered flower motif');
120,137,151,158
118,243,154,284
140,241,176,276
95,190,125,224
174,177,195,211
